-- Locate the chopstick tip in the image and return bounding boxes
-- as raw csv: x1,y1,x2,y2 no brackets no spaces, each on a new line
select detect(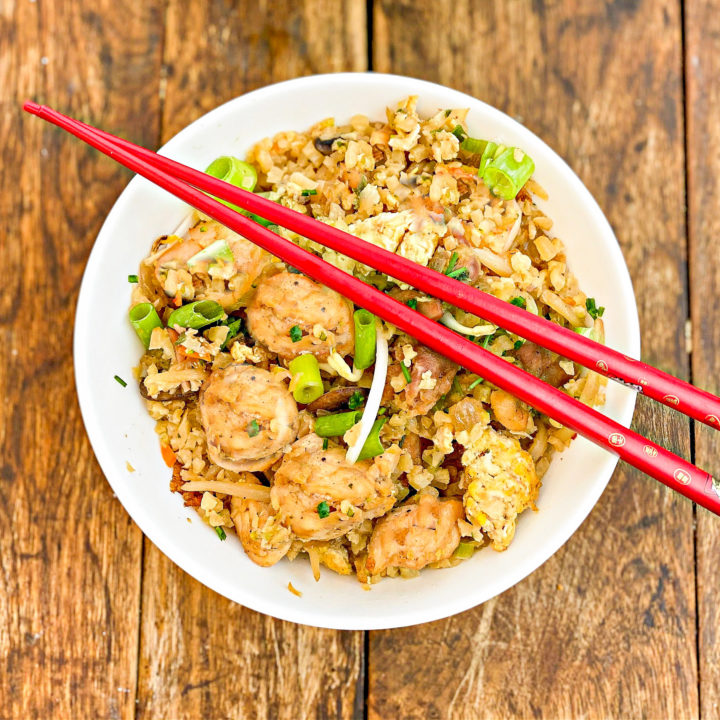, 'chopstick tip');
22,100,42,115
